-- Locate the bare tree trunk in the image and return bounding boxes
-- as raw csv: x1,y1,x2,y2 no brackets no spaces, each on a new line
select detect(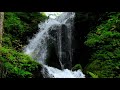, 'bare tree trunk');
0,12,4,47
